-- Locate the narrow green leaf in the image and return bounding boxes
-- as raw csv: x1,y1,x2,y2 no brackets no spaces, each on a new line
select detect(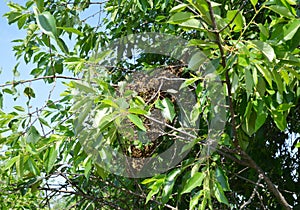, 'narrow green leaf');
215,168,230,191
128,108,148,115
245,68,254,98
254,100,267,131
13,106,25,112
272,69,284,94
161,98,176,122
46,146,58,173
84,157,92,179
268,5,295,18
257,23,269,37
181,172,204,194
27,157,40,175
145,180,164,203
101,98,119,108
3,156,19,170
255,63,273,88
170,3,188,13
168,12,193,24
179,18,202,29
56,37,69,54
214,182,229,205
35,0,44,12
71,81,96,93
127,114,147,131
16,155,24,178
190,190,202,209
57,27,83,36
161,168,181,204
283,19,300,41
